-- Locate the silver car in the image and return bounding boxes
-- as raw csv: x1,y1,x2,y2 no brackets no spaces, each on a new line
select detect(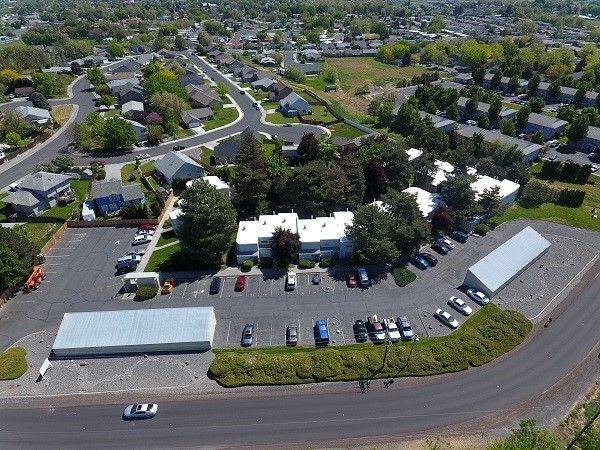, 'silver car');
286,324,298,346
434,309,459,329
448,296,472,315
123,403,158,420
397,316,414,341
241,323,254,347
467,289,490,305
